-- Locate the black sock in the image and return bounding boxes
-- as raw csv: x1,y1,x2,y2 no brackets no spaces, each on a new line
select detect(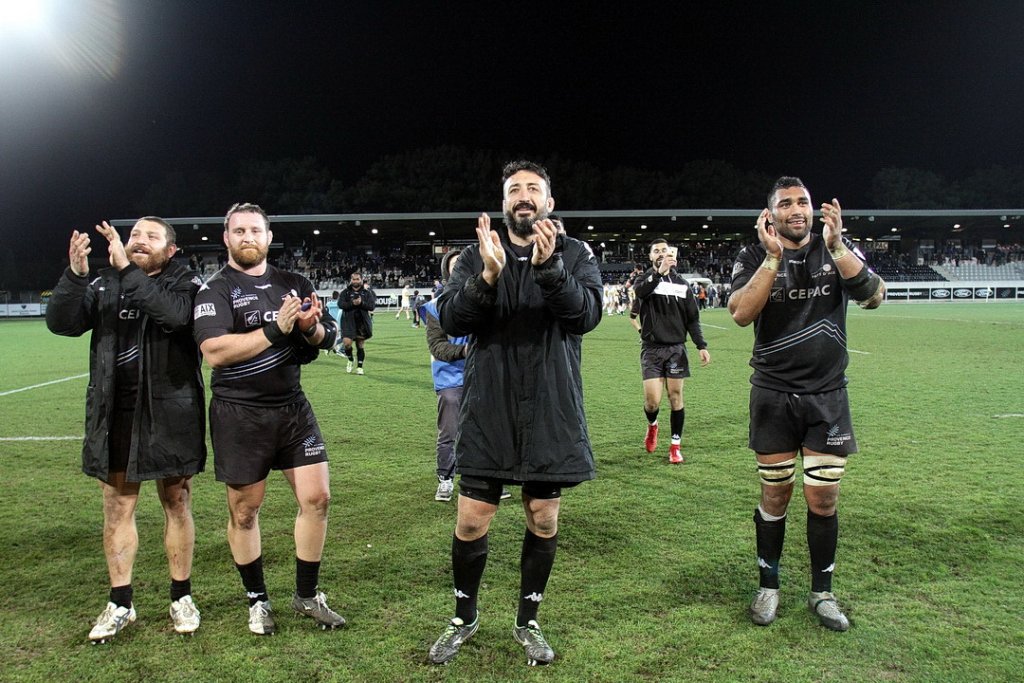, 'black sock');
110,584,133,609
345,347,354,361
754,507,786,589
807,509,839,593
296,557,321,599
170,577,191,602
236,556,269,606
645,408,659,425
452,534,488,623
670,408,685,441
517,530,558,626
356,347,365,367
